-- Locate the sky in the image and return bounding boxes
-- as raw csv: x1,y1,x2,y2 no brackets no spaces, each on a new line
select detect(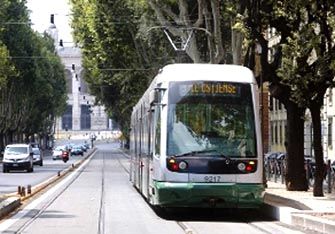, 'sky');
26,0,73,44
